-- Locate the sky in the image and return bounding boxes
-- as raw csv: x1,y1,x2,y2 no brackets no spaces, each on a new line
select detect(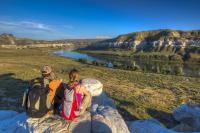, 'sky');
0,0,200,40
